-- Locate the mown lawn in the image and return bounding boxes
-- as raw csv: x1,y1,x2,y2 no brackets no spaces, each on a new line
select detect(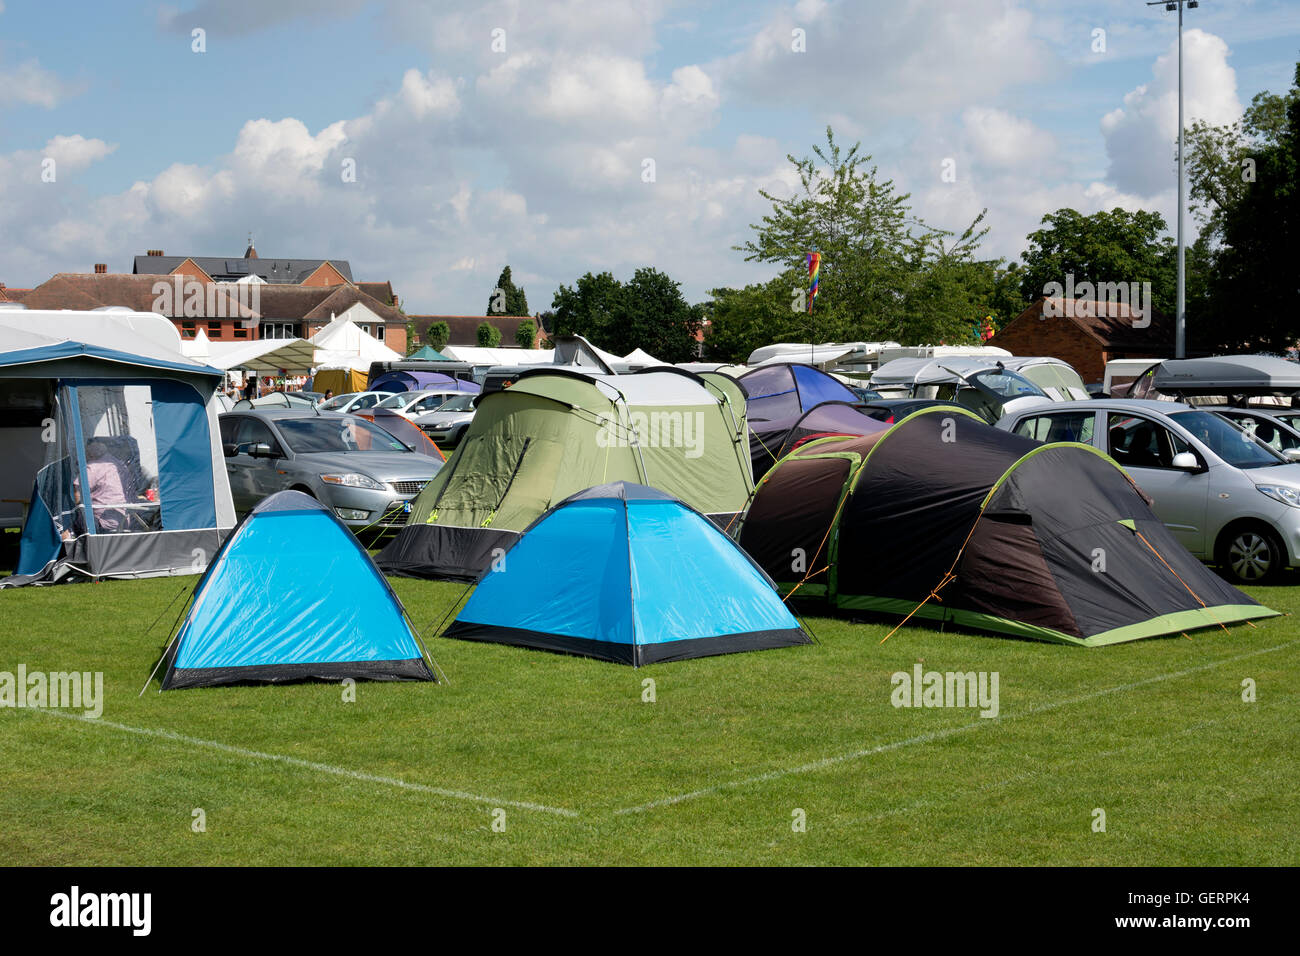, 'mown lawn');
0,551,1297,865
